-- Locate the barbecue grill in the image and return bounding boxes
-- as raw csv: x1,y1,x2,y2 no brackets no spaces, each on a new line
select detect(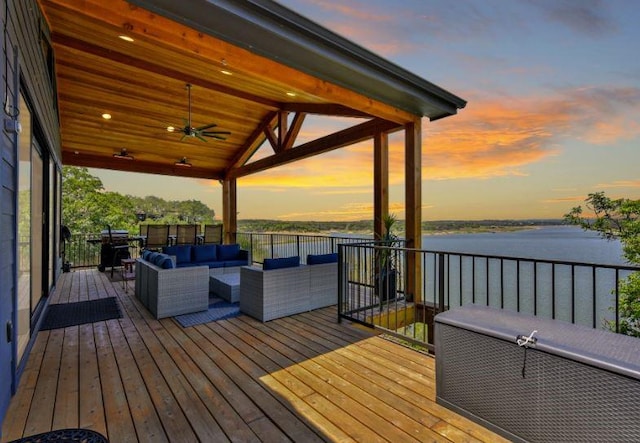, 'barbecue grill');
98,229,131,273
